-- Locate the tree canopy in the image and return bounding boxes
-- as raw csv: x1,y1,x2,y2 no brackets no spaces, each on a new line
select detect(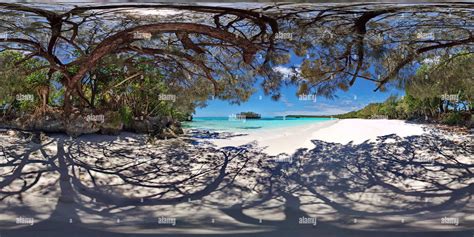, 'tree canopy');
0,3,472,122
